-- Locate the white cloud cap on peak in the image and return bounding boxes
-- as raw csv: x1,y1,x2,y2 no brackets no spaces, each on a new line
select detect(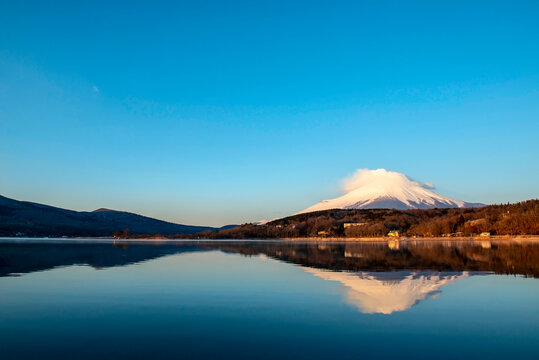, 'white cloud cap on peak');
340,168,429,193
